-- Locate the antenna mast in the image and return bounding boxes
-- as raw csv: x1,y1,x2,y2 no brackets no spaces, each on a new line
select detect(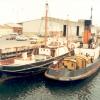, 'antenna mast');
90,7,93,24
